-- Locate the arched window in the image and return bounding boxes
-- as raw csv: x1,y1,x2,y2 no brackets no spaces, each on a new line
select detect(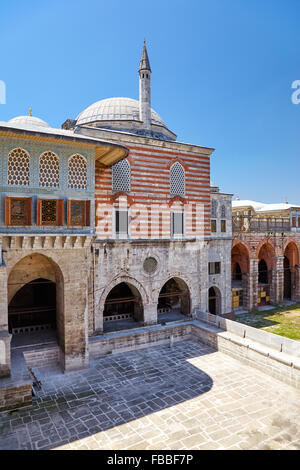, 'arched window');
221,205,226,218
112,159,131,193
68,154,87,190
170,162,185,198
211,199,217,218
39,151,60,188
7,148,30,186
